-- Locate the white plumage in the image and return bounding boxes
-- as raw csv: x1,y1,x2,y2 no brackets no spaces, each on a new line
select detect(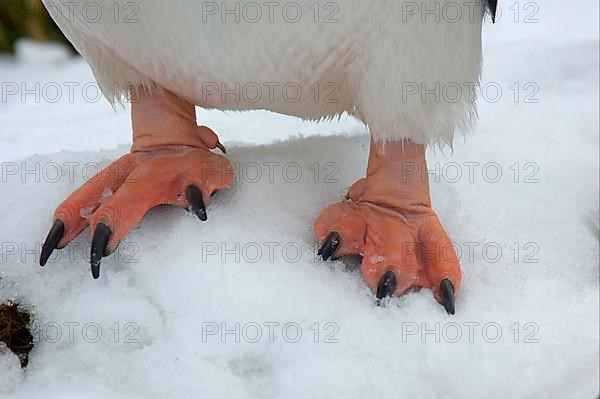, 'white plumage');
43,0,485,144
